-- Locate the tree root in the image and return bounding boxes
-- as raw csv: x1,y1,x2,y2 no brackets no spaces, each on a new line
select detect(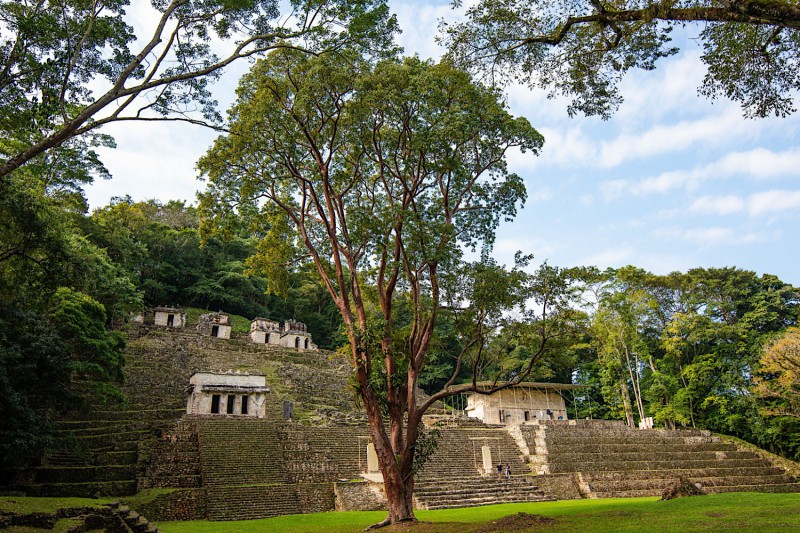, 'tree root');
365,516,416,530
